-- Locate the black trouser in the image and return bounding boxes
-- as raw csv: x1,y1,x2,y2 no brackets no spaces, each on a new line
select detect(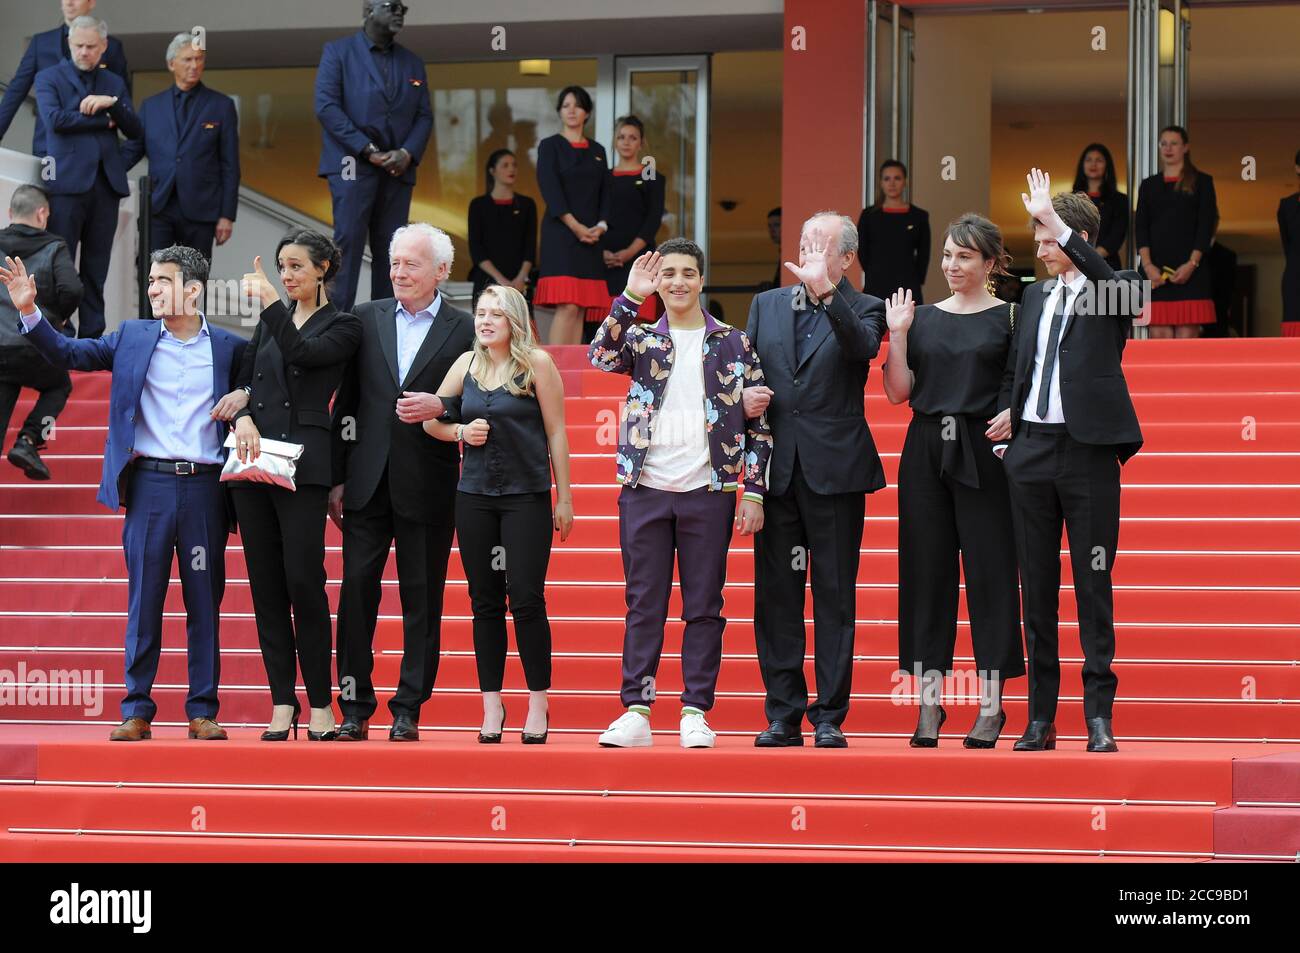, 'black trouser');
149,192,217,262
0,347,72,447
336,476,455,721
897,415,1023,679
1003,423,1122,721
231,483,332,709
753,461,865,728
455,490,554,692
